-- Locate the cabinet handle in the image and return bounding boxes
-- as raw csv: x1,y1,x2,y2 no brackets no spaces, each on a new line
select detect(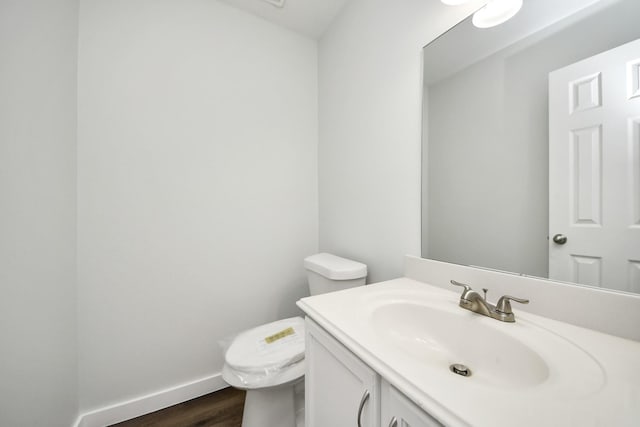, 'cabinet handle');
388,416,398,427
357,390,370,427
